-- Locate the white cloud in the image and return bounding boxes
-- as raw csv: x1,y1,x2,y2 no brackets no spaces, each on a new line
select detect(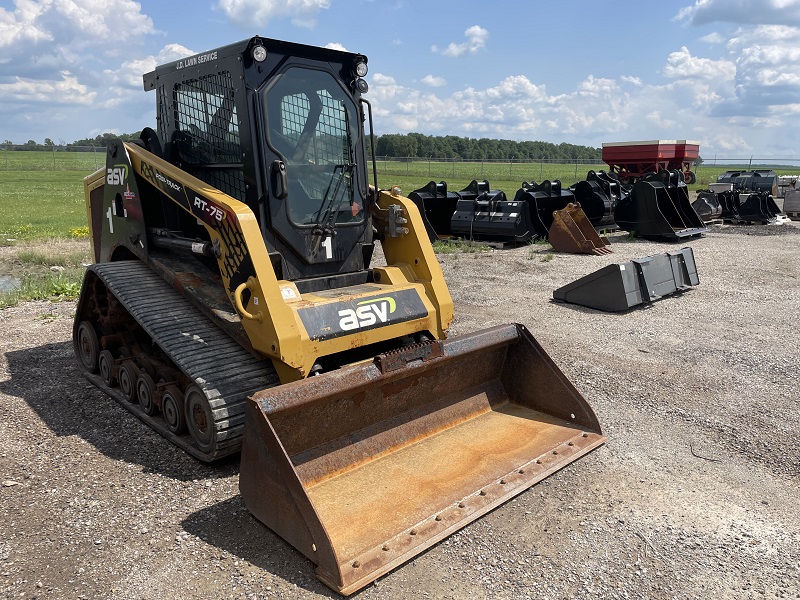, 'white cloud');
421,75,446,87
367,59,789,157
0,0,153,50
577,76,618,97
0,0,162,143
431,25,489,57
371,73,397,85
325,42,349,52
663,46,736,80
700,32,725,44
621,75,643,86
0,71,95,105
216,0,330,28
677,0,800,27
102,44,194,92
0,0,155,82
